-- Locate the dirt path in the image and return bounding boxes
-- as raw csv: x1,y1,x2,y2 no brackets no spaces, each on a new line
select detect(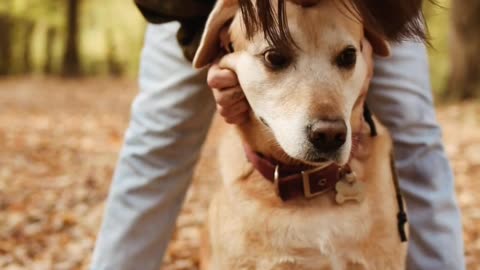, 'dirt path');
0,78,478,270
